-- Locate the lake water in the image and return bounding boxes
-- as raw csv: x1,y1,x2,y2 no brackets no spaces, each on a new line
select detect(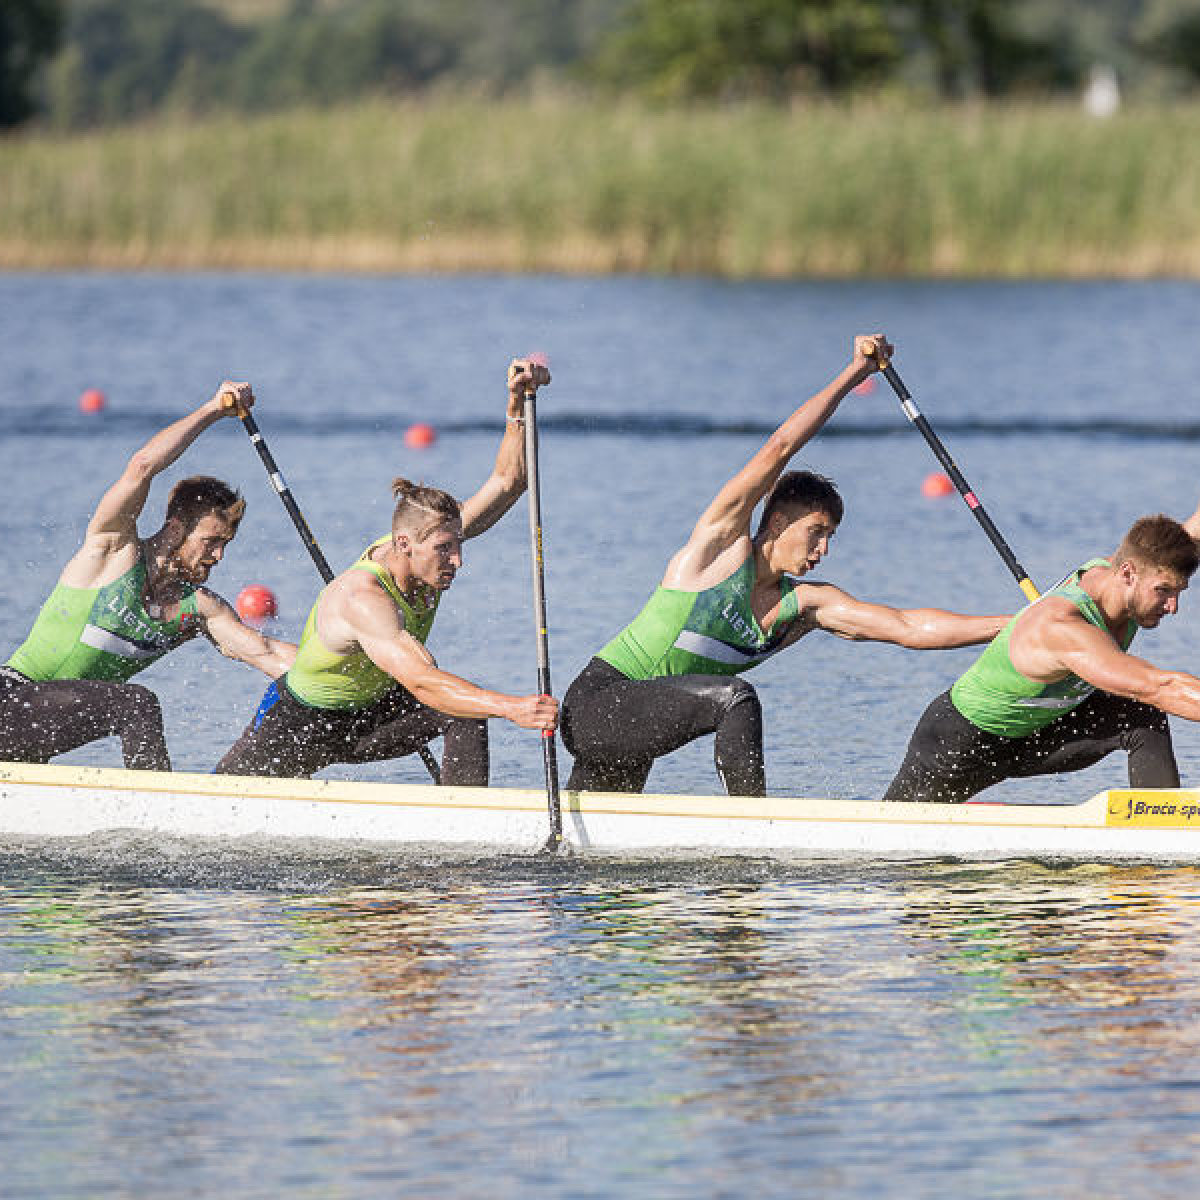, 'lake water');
2,273,1200,1196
